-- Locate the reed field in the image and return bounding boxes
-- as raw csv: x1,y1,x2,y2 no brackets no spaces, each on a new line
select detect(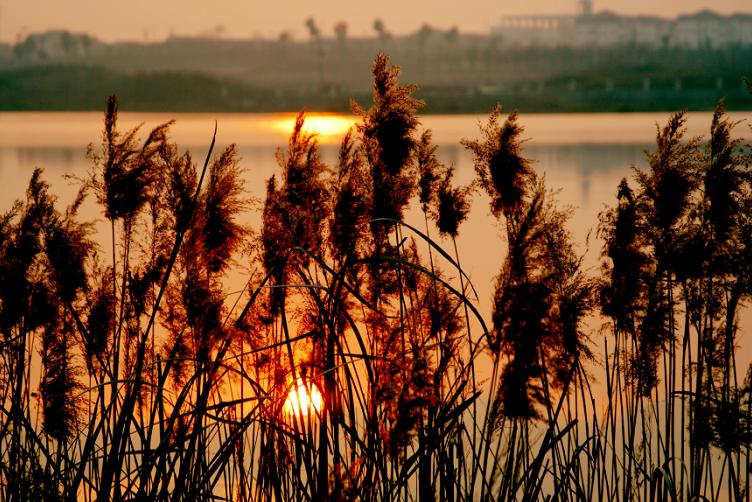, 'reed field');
0,54,751,501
